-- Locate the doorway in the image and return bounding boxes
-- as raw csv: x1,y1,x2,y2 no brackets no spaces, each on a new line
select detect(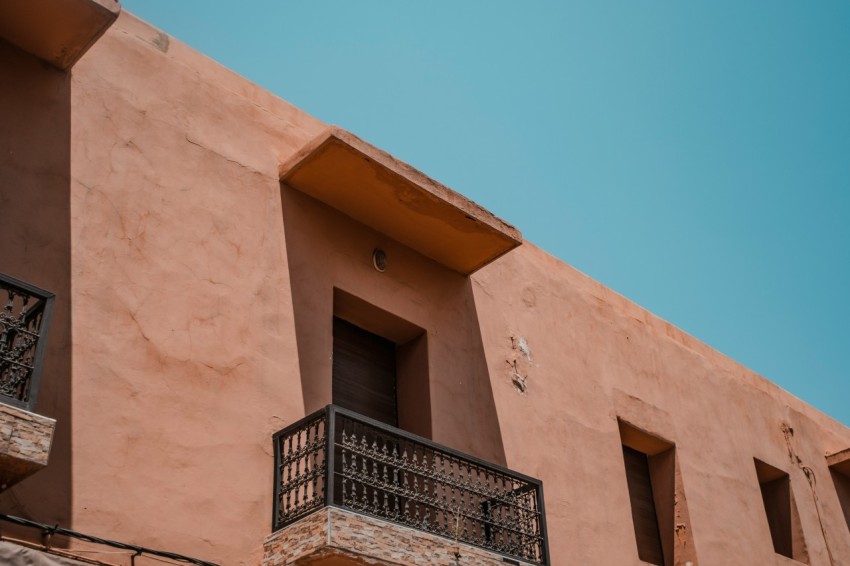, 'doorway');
332,317,398,427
